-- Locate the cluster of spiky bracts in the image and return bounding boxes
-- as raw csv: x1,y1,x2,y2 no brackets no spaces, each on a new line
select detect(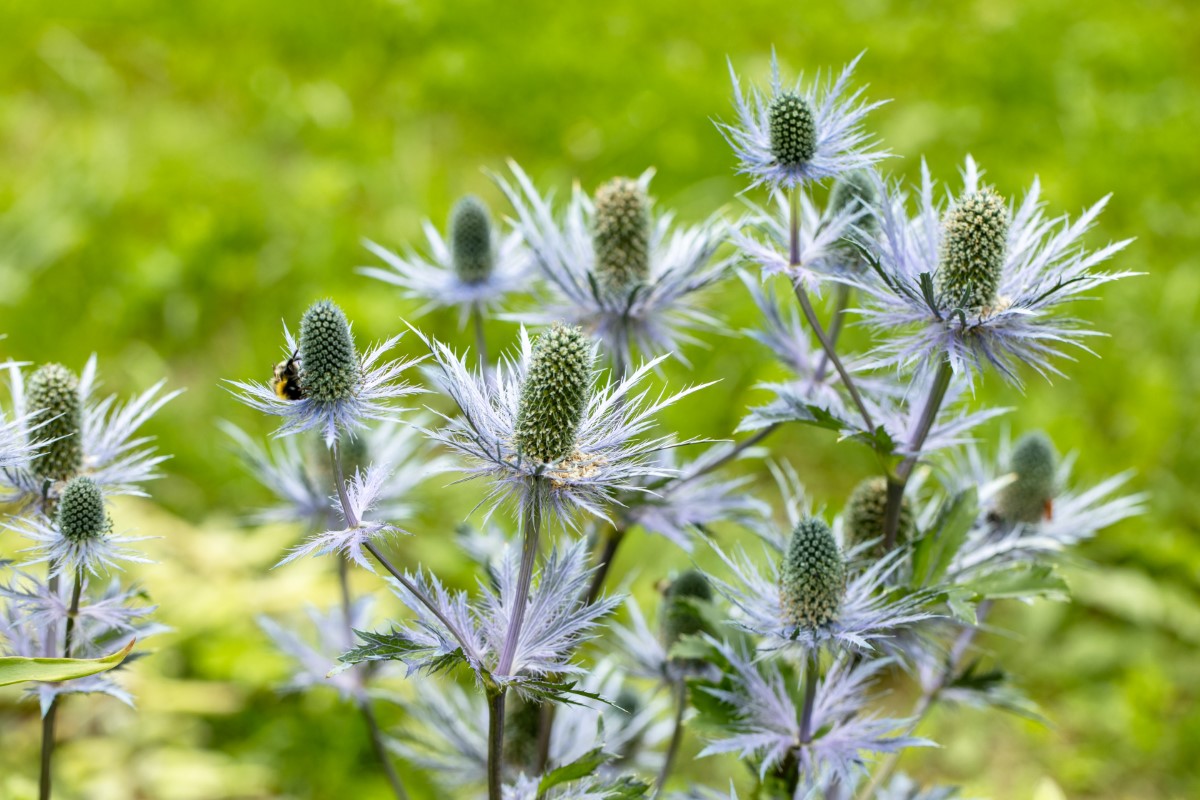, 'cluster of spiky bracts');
514,323,594,464
780,518,847,630
936,188,1010,311
593,177,652,294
